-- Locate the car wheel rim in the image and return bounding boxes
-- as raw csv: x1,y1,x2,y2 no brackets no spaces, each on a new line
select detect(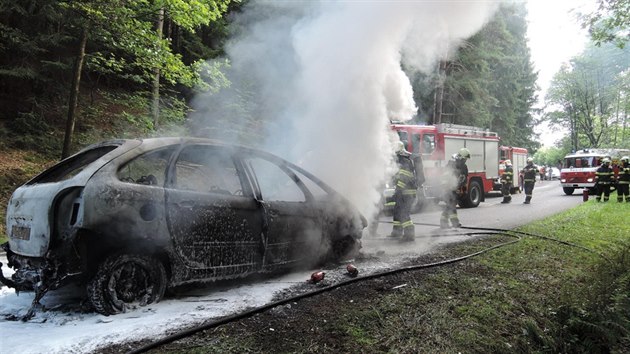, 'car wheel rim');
107,261,153,311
